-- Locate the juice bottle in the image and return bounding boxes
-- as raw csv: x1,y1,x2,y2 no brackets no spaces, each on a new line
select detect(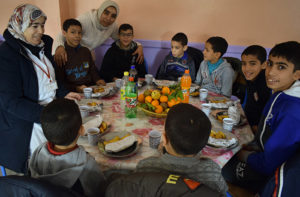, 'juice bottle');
120,71,129,101
125,77,137,118
181,69,192,103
